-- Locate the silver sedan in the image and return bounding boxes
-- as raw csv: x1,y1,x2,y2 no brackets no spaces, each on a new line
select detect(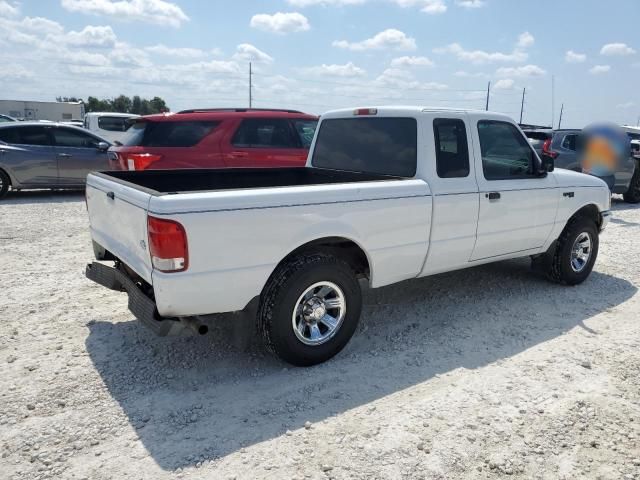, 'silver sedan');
0,122,111,199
